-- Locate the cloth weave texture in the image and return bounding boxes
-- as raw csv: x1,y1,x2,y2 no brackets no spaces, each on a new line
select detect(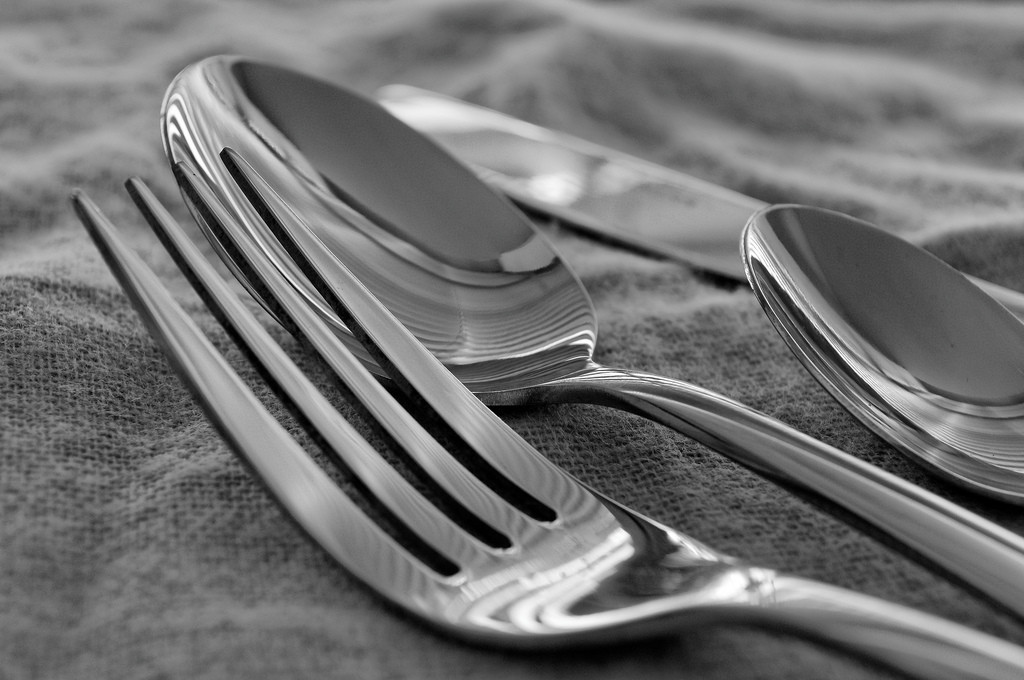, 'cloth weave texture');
5,1,1024,678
